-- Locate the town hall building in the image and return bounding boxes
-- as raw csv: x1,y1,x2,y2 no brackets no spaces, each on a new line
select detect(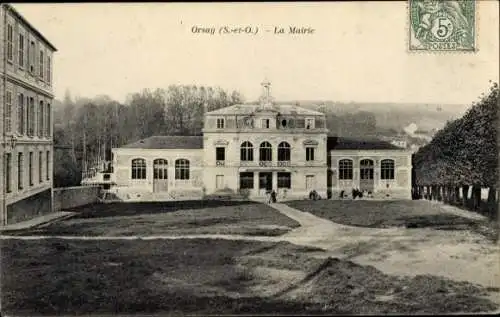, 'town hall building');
109,82,412,201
